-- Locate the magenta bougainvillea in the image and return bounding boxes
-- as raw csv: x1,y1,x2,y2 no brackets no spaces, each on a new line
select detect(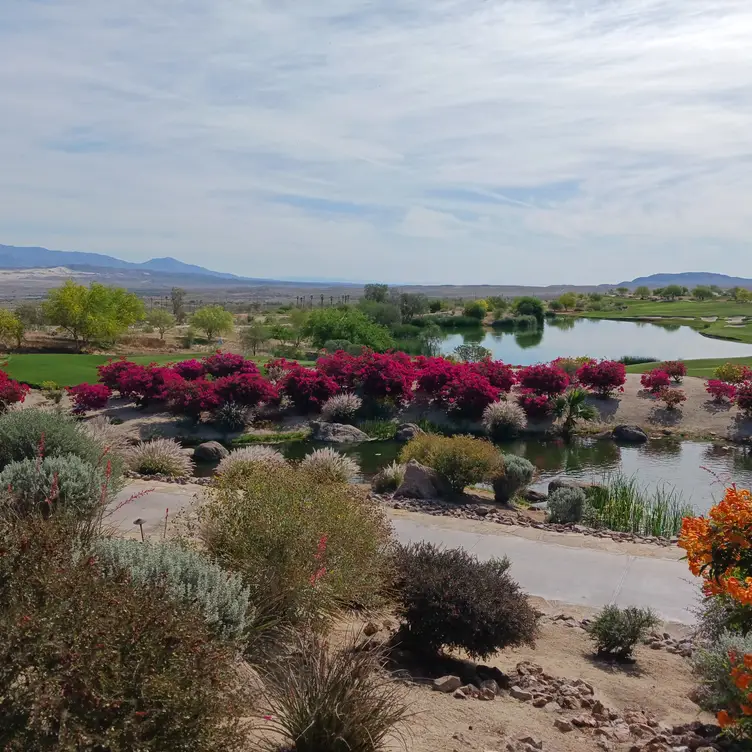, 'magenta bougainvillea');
736,381,752,416
97,359,136,392
0,370,29,412
213,372,279,407
471,358,517,392
415,357,459,396
640,369,671,395
576,360,626,398
67,383,112,414
172,359,206,380
280,366,340,412
706,379,737,404
517,390,554,419
316,351,361,390
357,352,415,403
202,351,258,378
167,378,221,420
518,364,569,397
115,364,184,407
660,361,687,384
438,370,500,419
